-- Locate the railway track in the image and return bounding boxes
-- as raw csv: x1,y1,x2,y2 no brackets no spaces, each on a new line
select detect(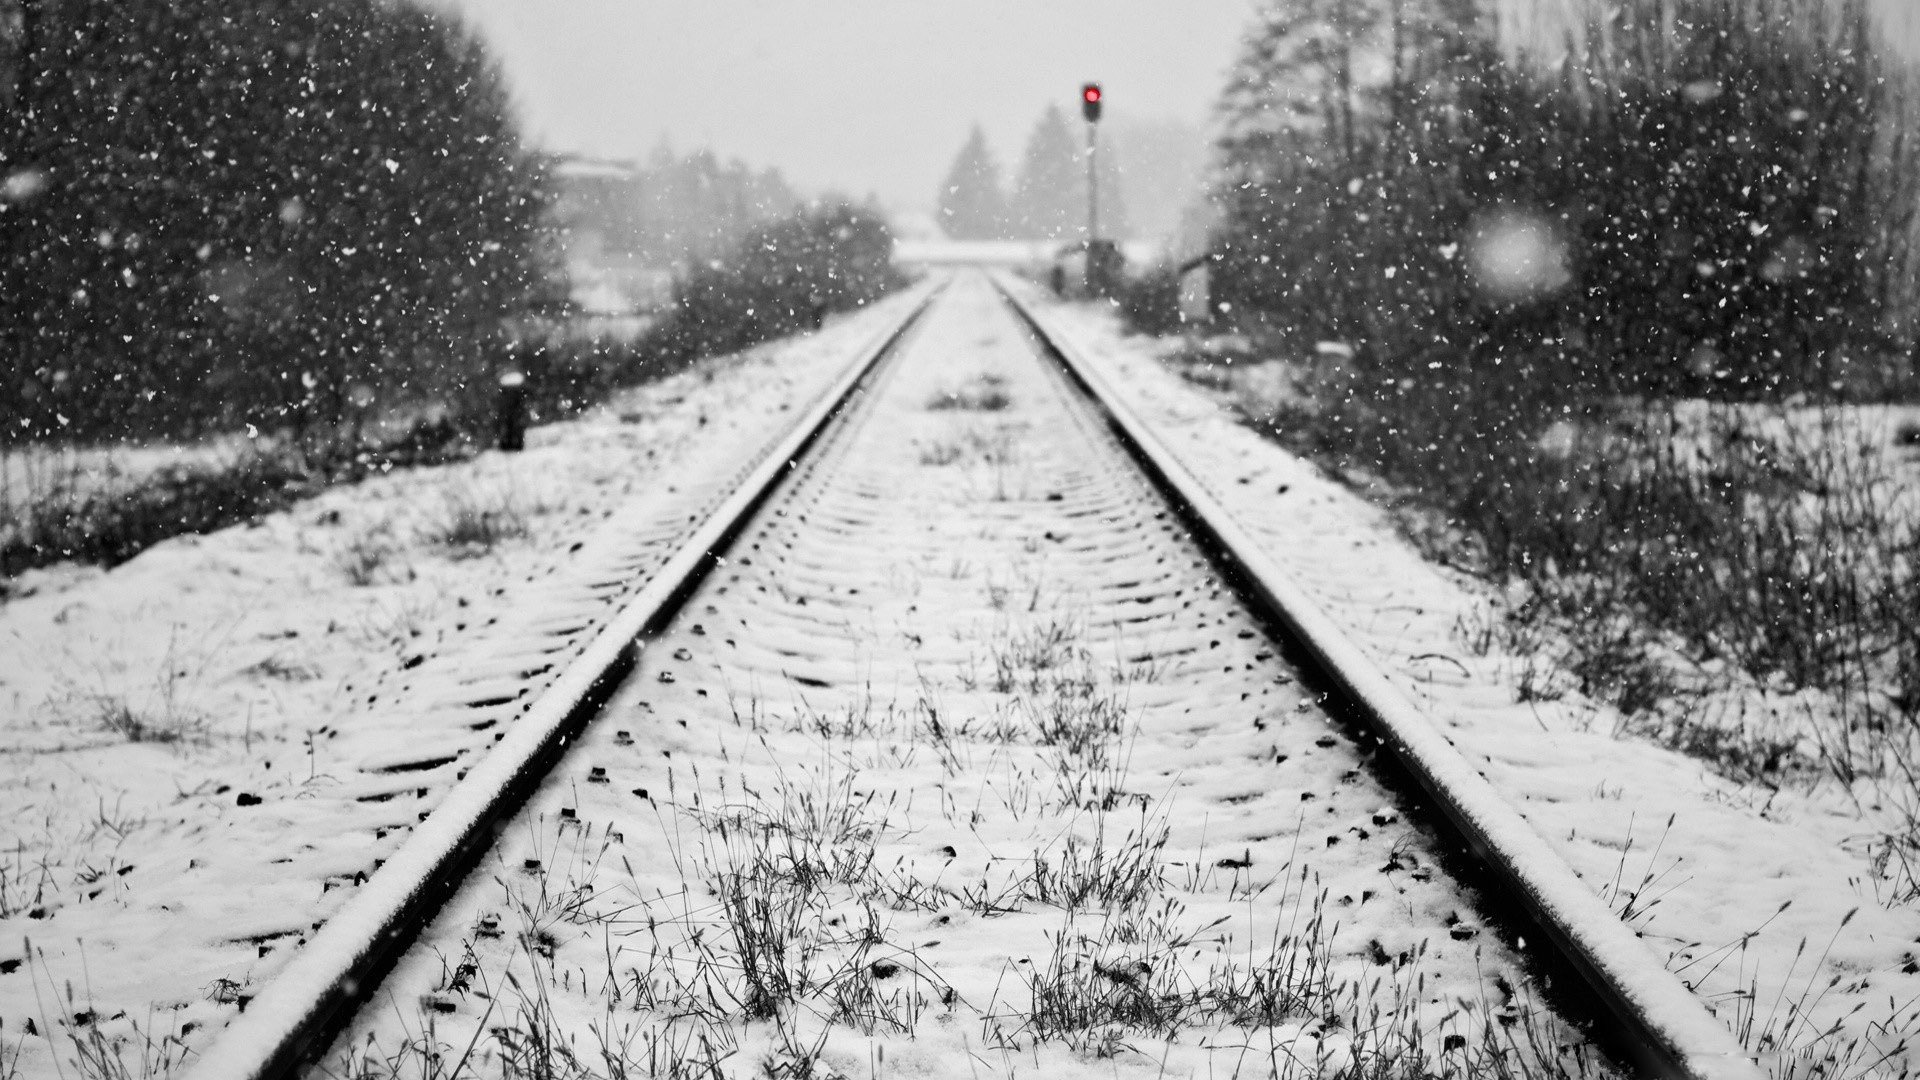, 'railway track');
187,272,1760,1080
